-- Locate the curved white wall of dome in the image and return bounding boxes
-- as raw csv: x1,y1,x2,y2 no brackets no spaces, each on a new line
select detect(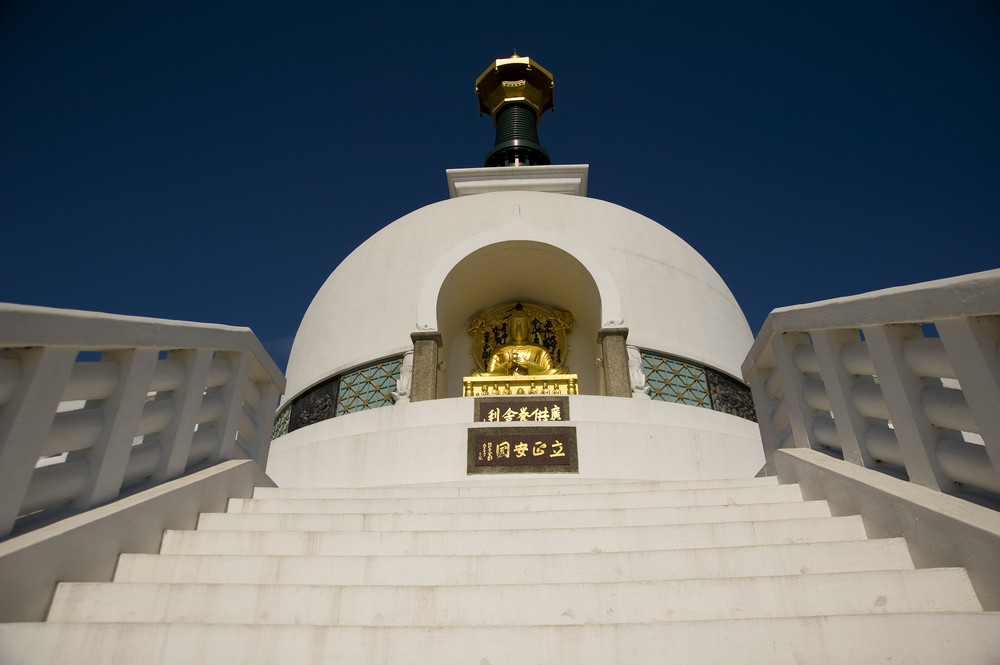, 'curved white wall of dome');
285,190,752,400
267,396,765,488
